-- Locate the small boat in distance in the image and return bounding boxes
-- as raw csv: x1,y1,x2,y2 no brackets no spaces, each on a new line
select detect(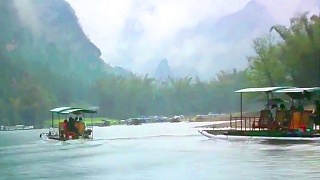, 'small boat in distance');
98,119,111,127
0,125,34,131
126,118,142,125
170,116,181,123
40,107,97,141
198,86,320,141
